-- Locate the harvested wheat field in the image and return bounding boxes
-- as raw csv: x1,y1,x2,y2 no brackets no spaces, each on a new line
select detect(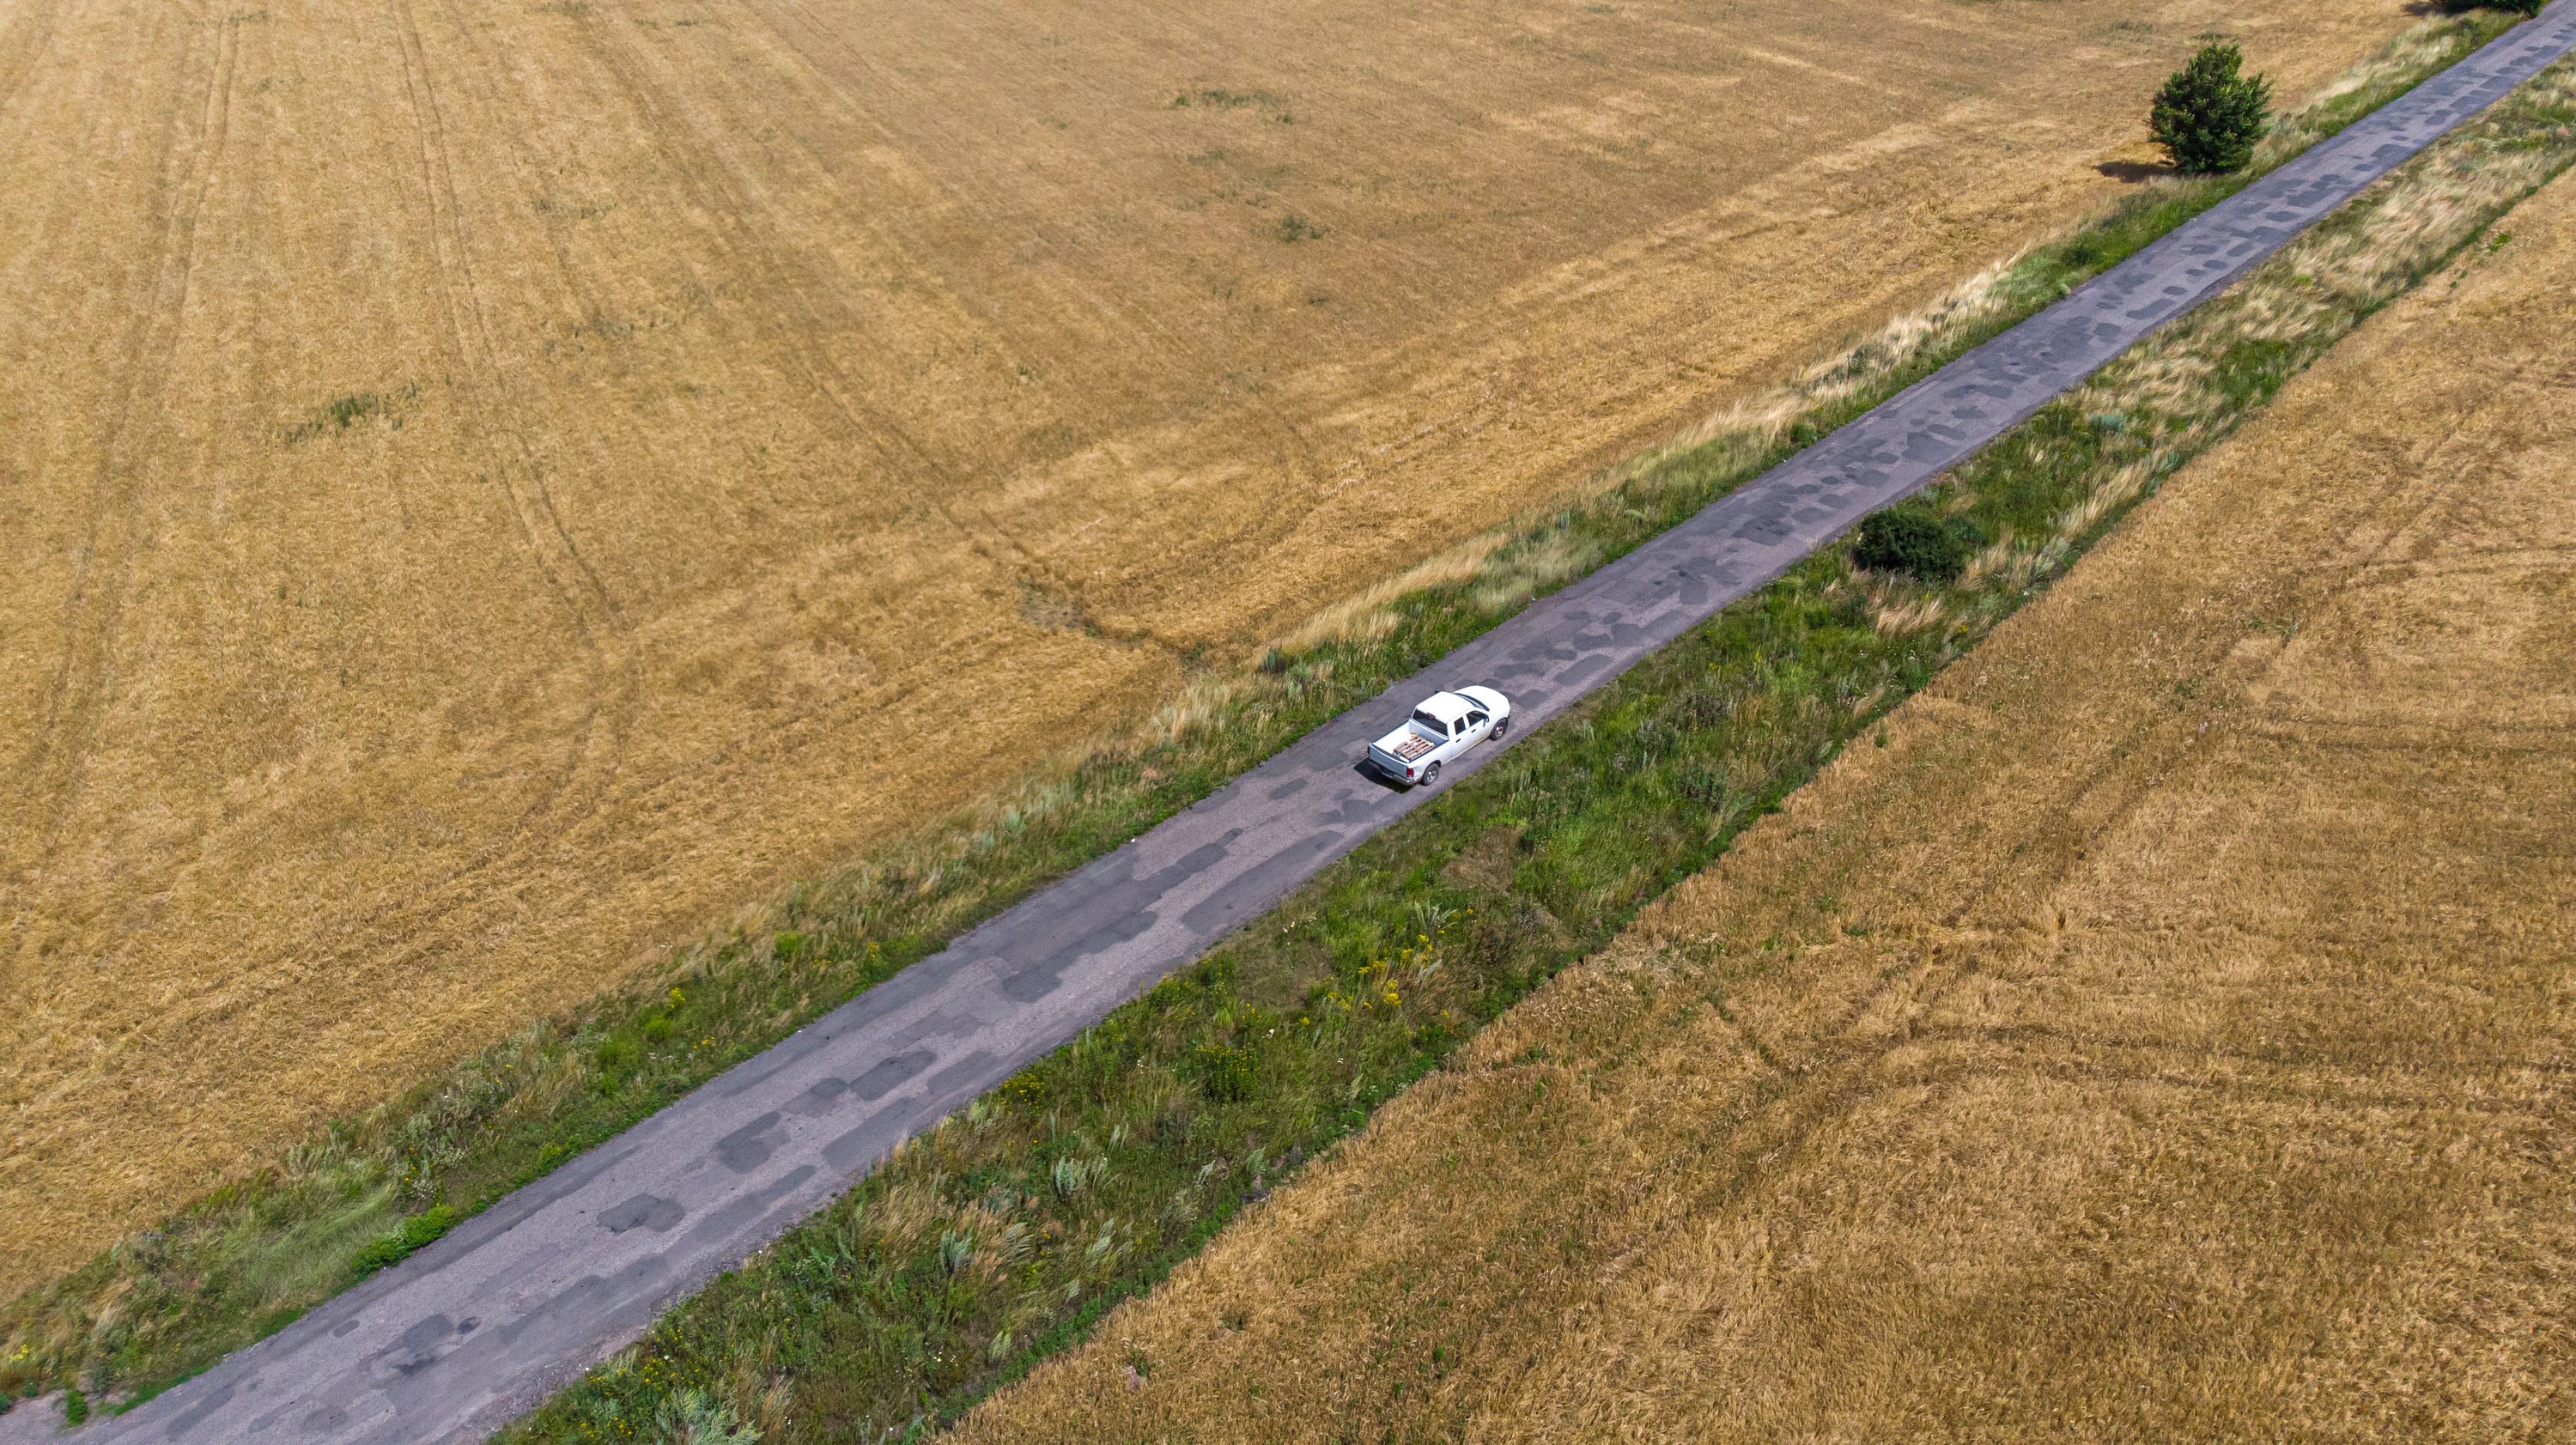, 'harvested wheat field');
0,0,2427,1288
953,155,2576,1442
